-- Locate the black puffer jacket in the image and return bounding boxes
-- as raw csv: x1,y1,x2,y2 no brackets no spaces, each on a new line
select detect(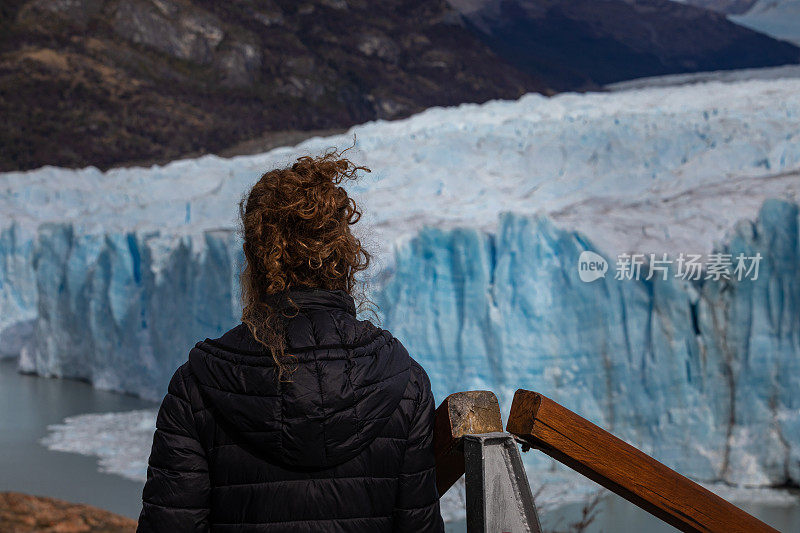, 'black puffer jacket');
137,288,444,532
